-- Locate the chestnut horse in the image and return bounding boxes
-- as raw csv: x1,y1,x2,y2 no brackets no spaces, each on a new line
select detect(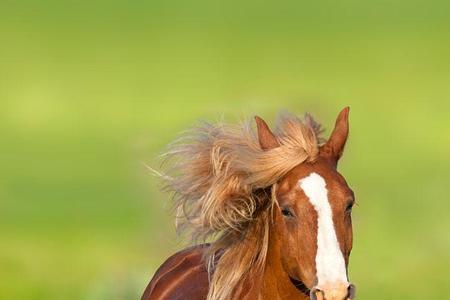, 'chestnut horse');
142,107,356,300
